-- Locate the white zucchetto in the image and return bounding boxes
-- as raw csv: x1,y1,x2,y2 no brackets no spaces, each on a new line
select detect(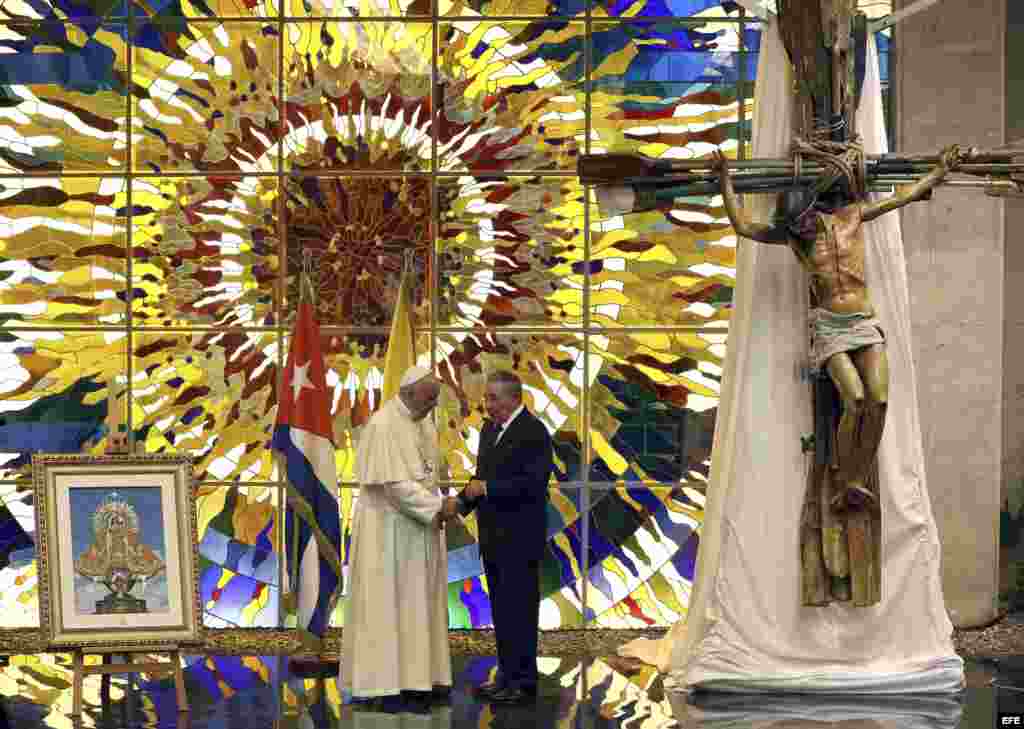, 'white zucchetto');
399,365,432,388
